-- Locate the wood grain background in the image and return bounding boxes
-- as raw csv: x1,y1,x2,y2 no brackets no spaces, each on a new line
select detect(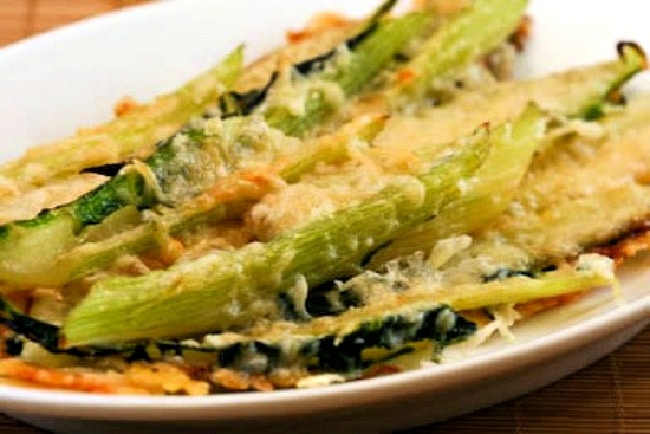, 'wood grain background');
0,1,649,433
